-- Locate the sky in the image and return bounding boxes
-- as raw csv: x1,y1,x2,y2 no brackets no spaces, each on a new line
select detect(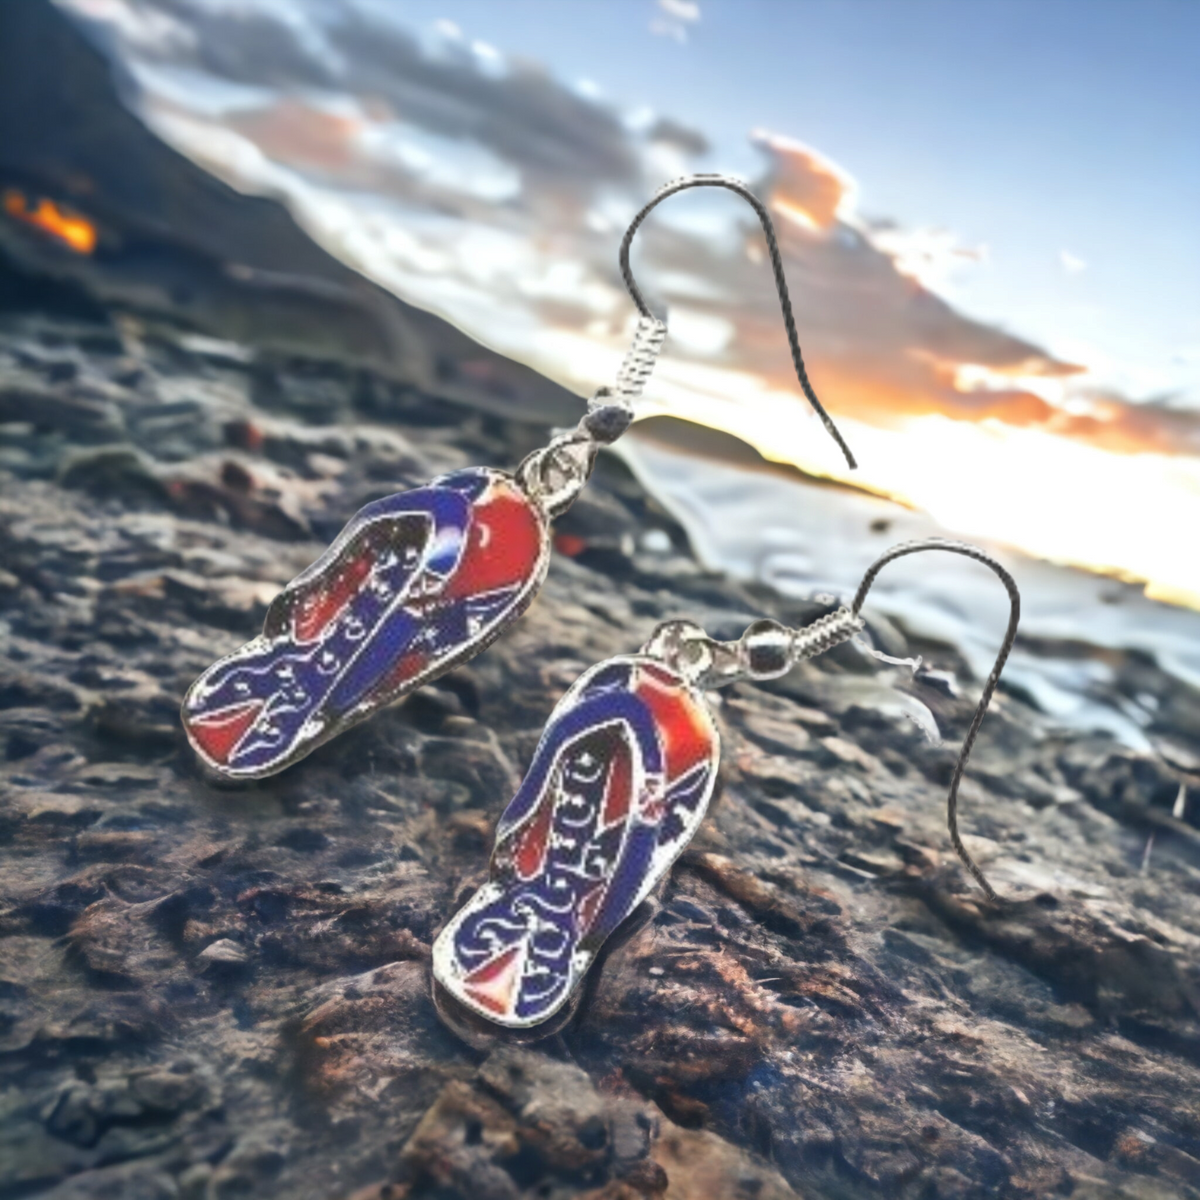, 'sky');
51,0,1200,613
381,0,1200,404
